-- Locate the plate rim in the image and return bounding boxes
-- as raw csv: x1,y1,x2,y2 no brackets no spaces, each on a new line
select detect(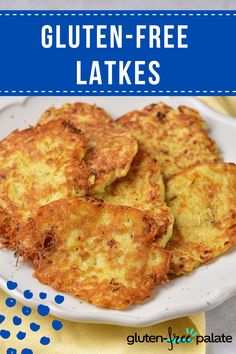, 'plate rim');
1,275,236,327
